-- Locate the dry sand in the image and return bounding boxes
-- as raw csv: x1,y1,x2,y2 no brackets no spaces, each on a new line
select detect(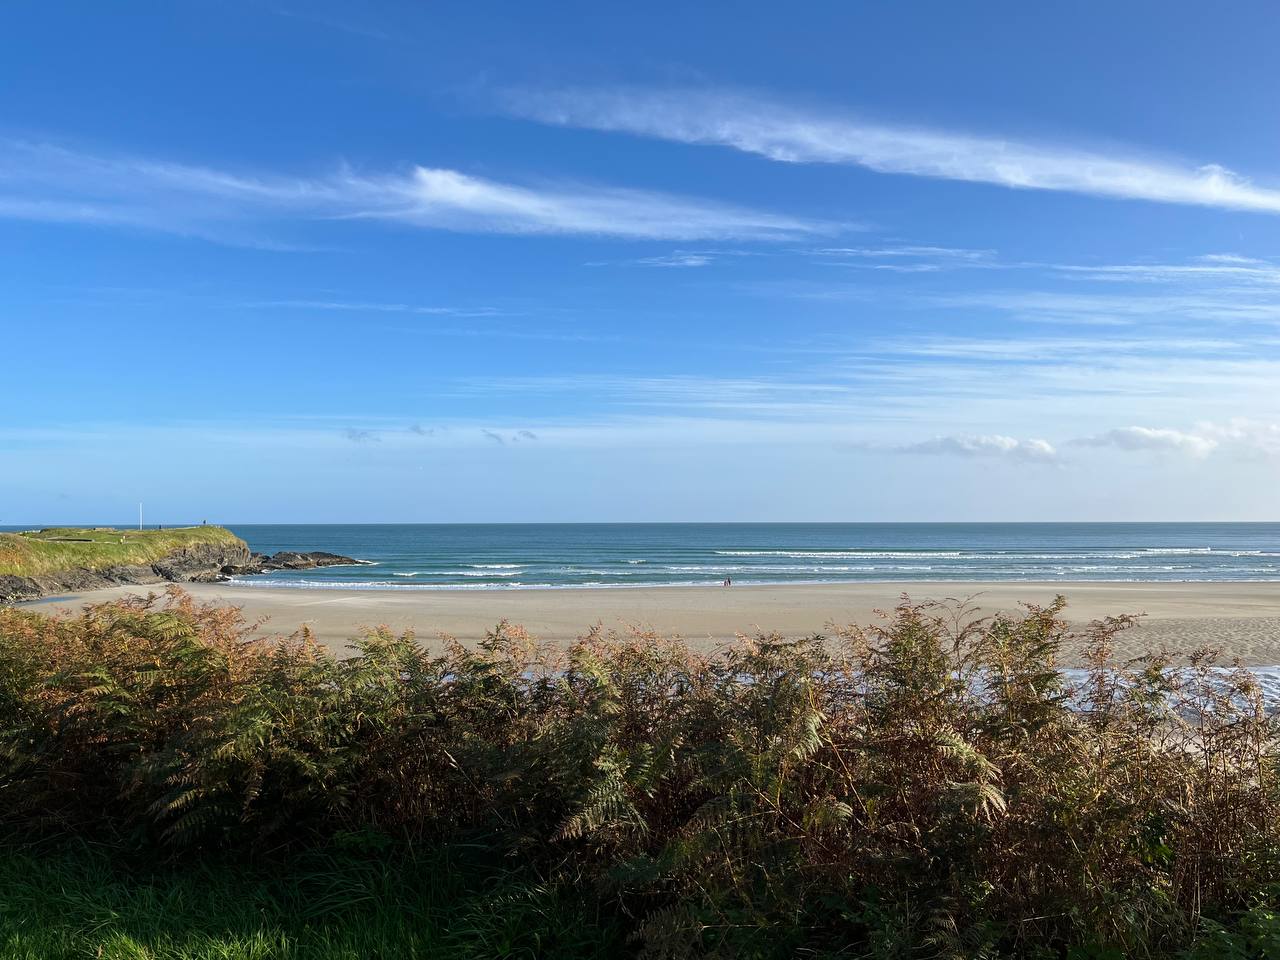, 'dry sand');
21,580,1280,666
